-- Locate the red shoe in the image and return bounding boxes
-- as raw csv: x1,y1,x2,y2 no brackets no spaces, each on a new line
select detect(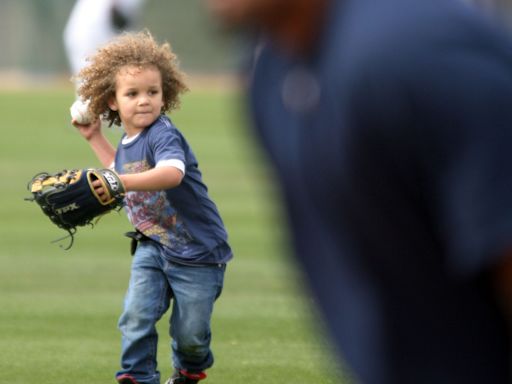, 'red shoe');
116,373,140,384
165,369,207,384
